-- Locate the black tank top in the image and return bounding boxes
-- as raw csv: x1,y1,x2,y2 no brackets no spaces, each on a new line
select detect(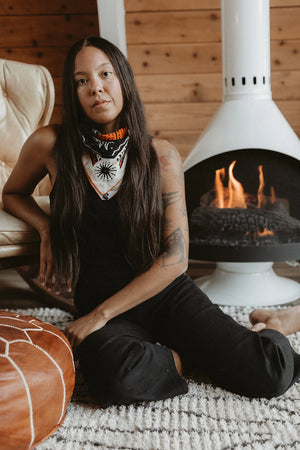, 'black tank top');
74,183,134,314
